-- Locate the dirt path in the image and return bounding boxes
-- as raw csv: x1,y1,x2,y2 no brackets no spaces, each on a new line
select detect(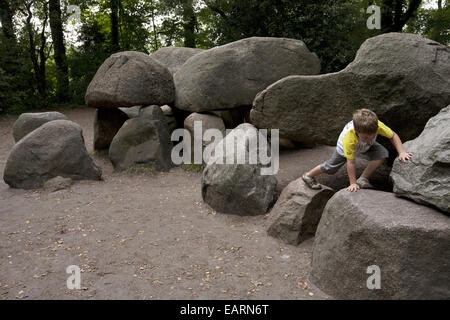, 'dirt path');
0,107,334,300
